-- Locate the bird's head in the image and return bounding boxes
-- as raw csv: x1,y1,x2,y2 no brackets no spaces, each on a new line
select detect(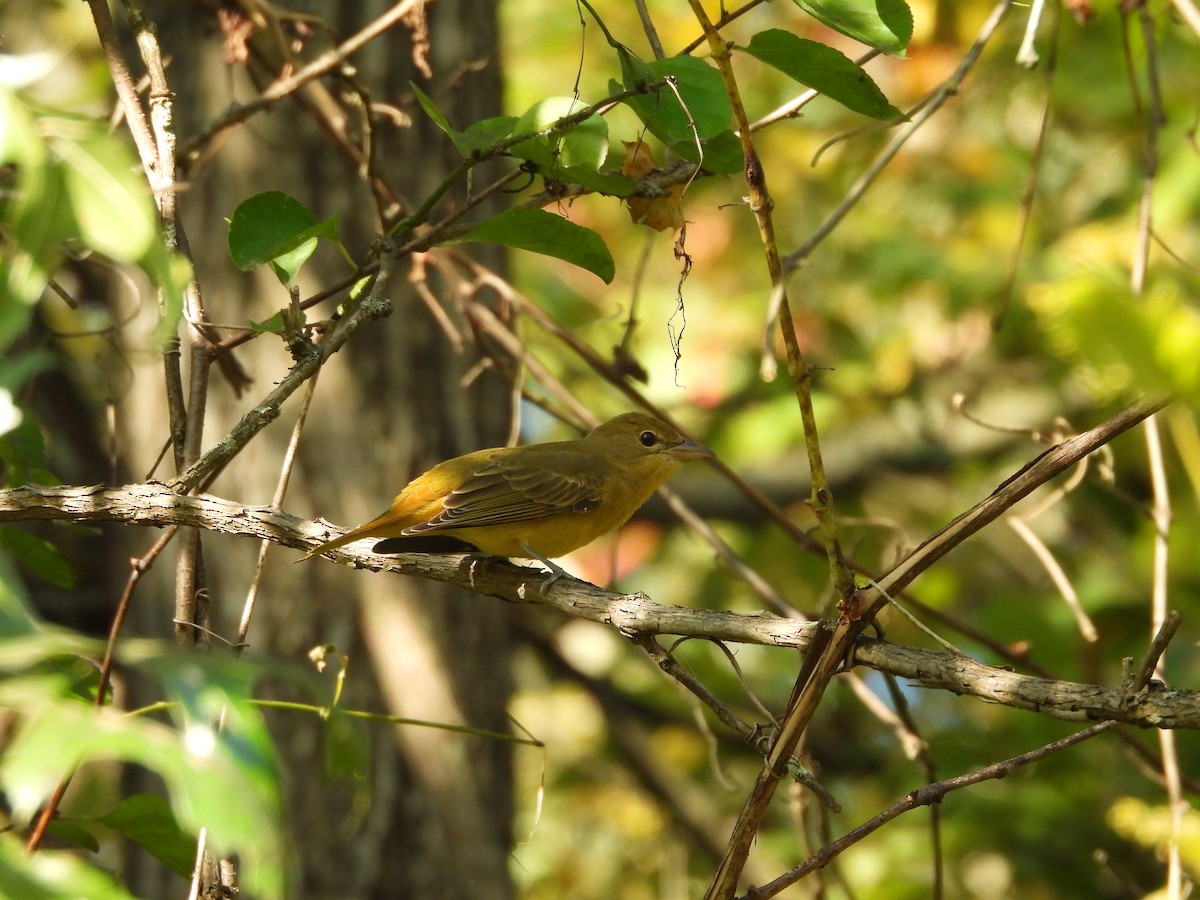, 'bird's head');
586,412,714,467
